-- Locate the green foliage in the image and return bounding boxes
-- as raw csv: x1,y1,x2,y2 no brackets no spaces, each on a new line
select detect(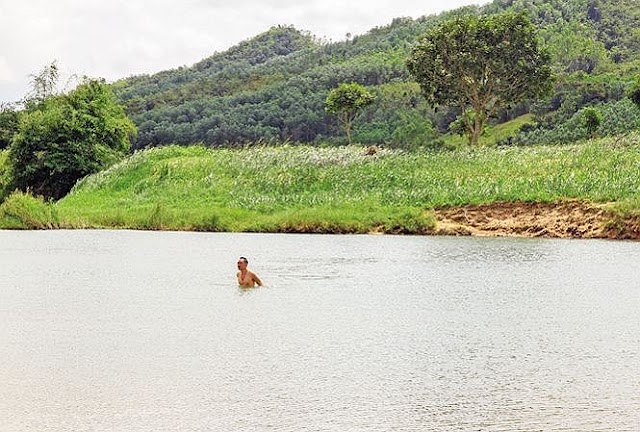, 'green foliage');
24,61,60,109
407,12,553,146
112,14,457,147
516,99,640,145
47,140,640,231
325,82,375,144
582,106,603,137
8,79,136,200
108,0,639,148
348,81,441,149
448,115,468,137
540,20,611,73
629,79,640,109
0,150,10,200
0,105,20,150
0,191,59,229
448,111,486,143
390,111,441,150
486,0,640,61
590,0,640,61
445,114,535,147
